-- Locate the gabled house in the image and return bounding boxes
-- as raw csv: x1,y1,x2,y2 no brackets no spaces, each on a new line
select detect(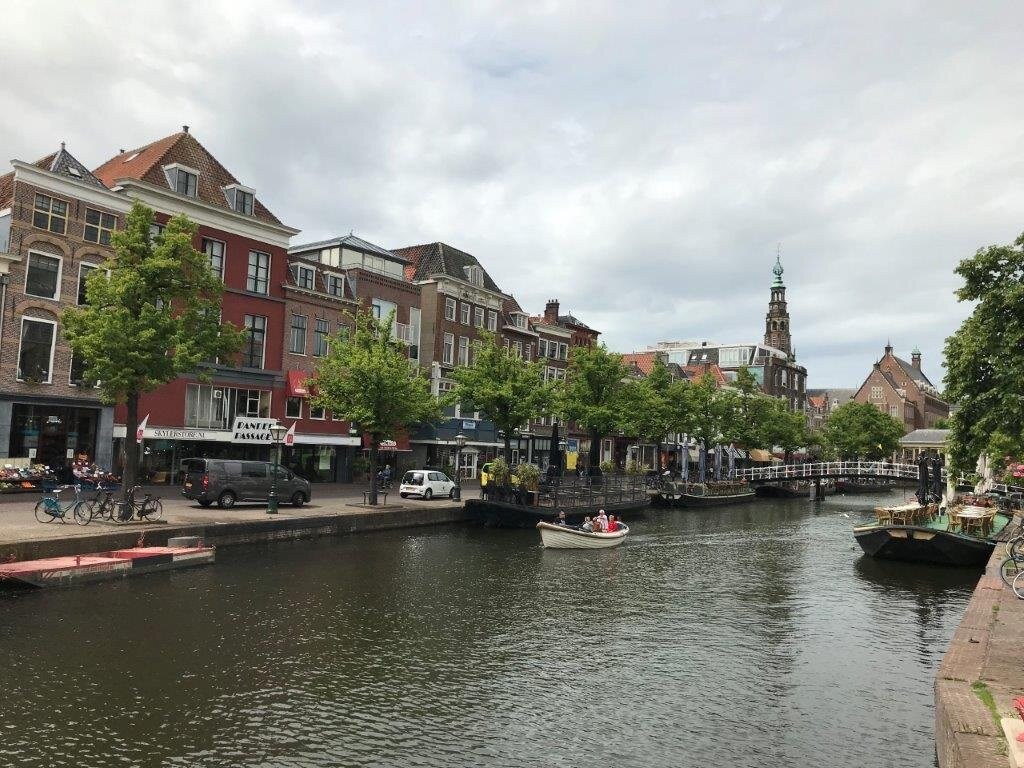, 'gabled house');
853,343,949,433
